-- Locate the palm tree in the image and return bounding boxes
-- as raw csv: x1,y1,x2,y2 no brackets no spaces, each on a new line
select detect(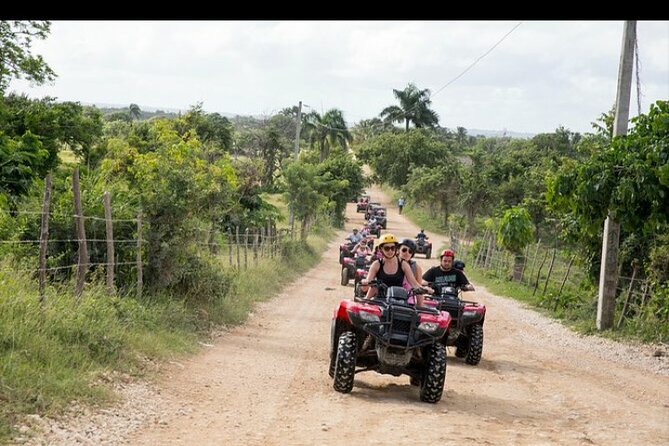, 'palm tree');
380,83,439,131
128,103,141,120
303,109,352,161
